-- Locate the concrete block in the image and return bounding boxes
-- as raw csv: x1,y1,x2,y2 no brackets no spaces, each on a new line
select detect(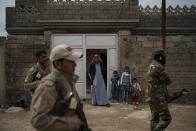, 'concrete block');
118,30,131,36
193,54,196,59
186,41,196,47
191,66,196,72
176,48,188,54
190,48,196,53
182,36,193,42
166,35,182,42
168,60,176,66
166,42,175,48
135,41,142,48
182,54,193,60
137,36,147,42
142,42,153,48
147,36,160,41
192,36,196,42
166,48,177,54
181,66,192,72
178,72,196,78
153,41,161,48
6,44,18,49
174,42,187,48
